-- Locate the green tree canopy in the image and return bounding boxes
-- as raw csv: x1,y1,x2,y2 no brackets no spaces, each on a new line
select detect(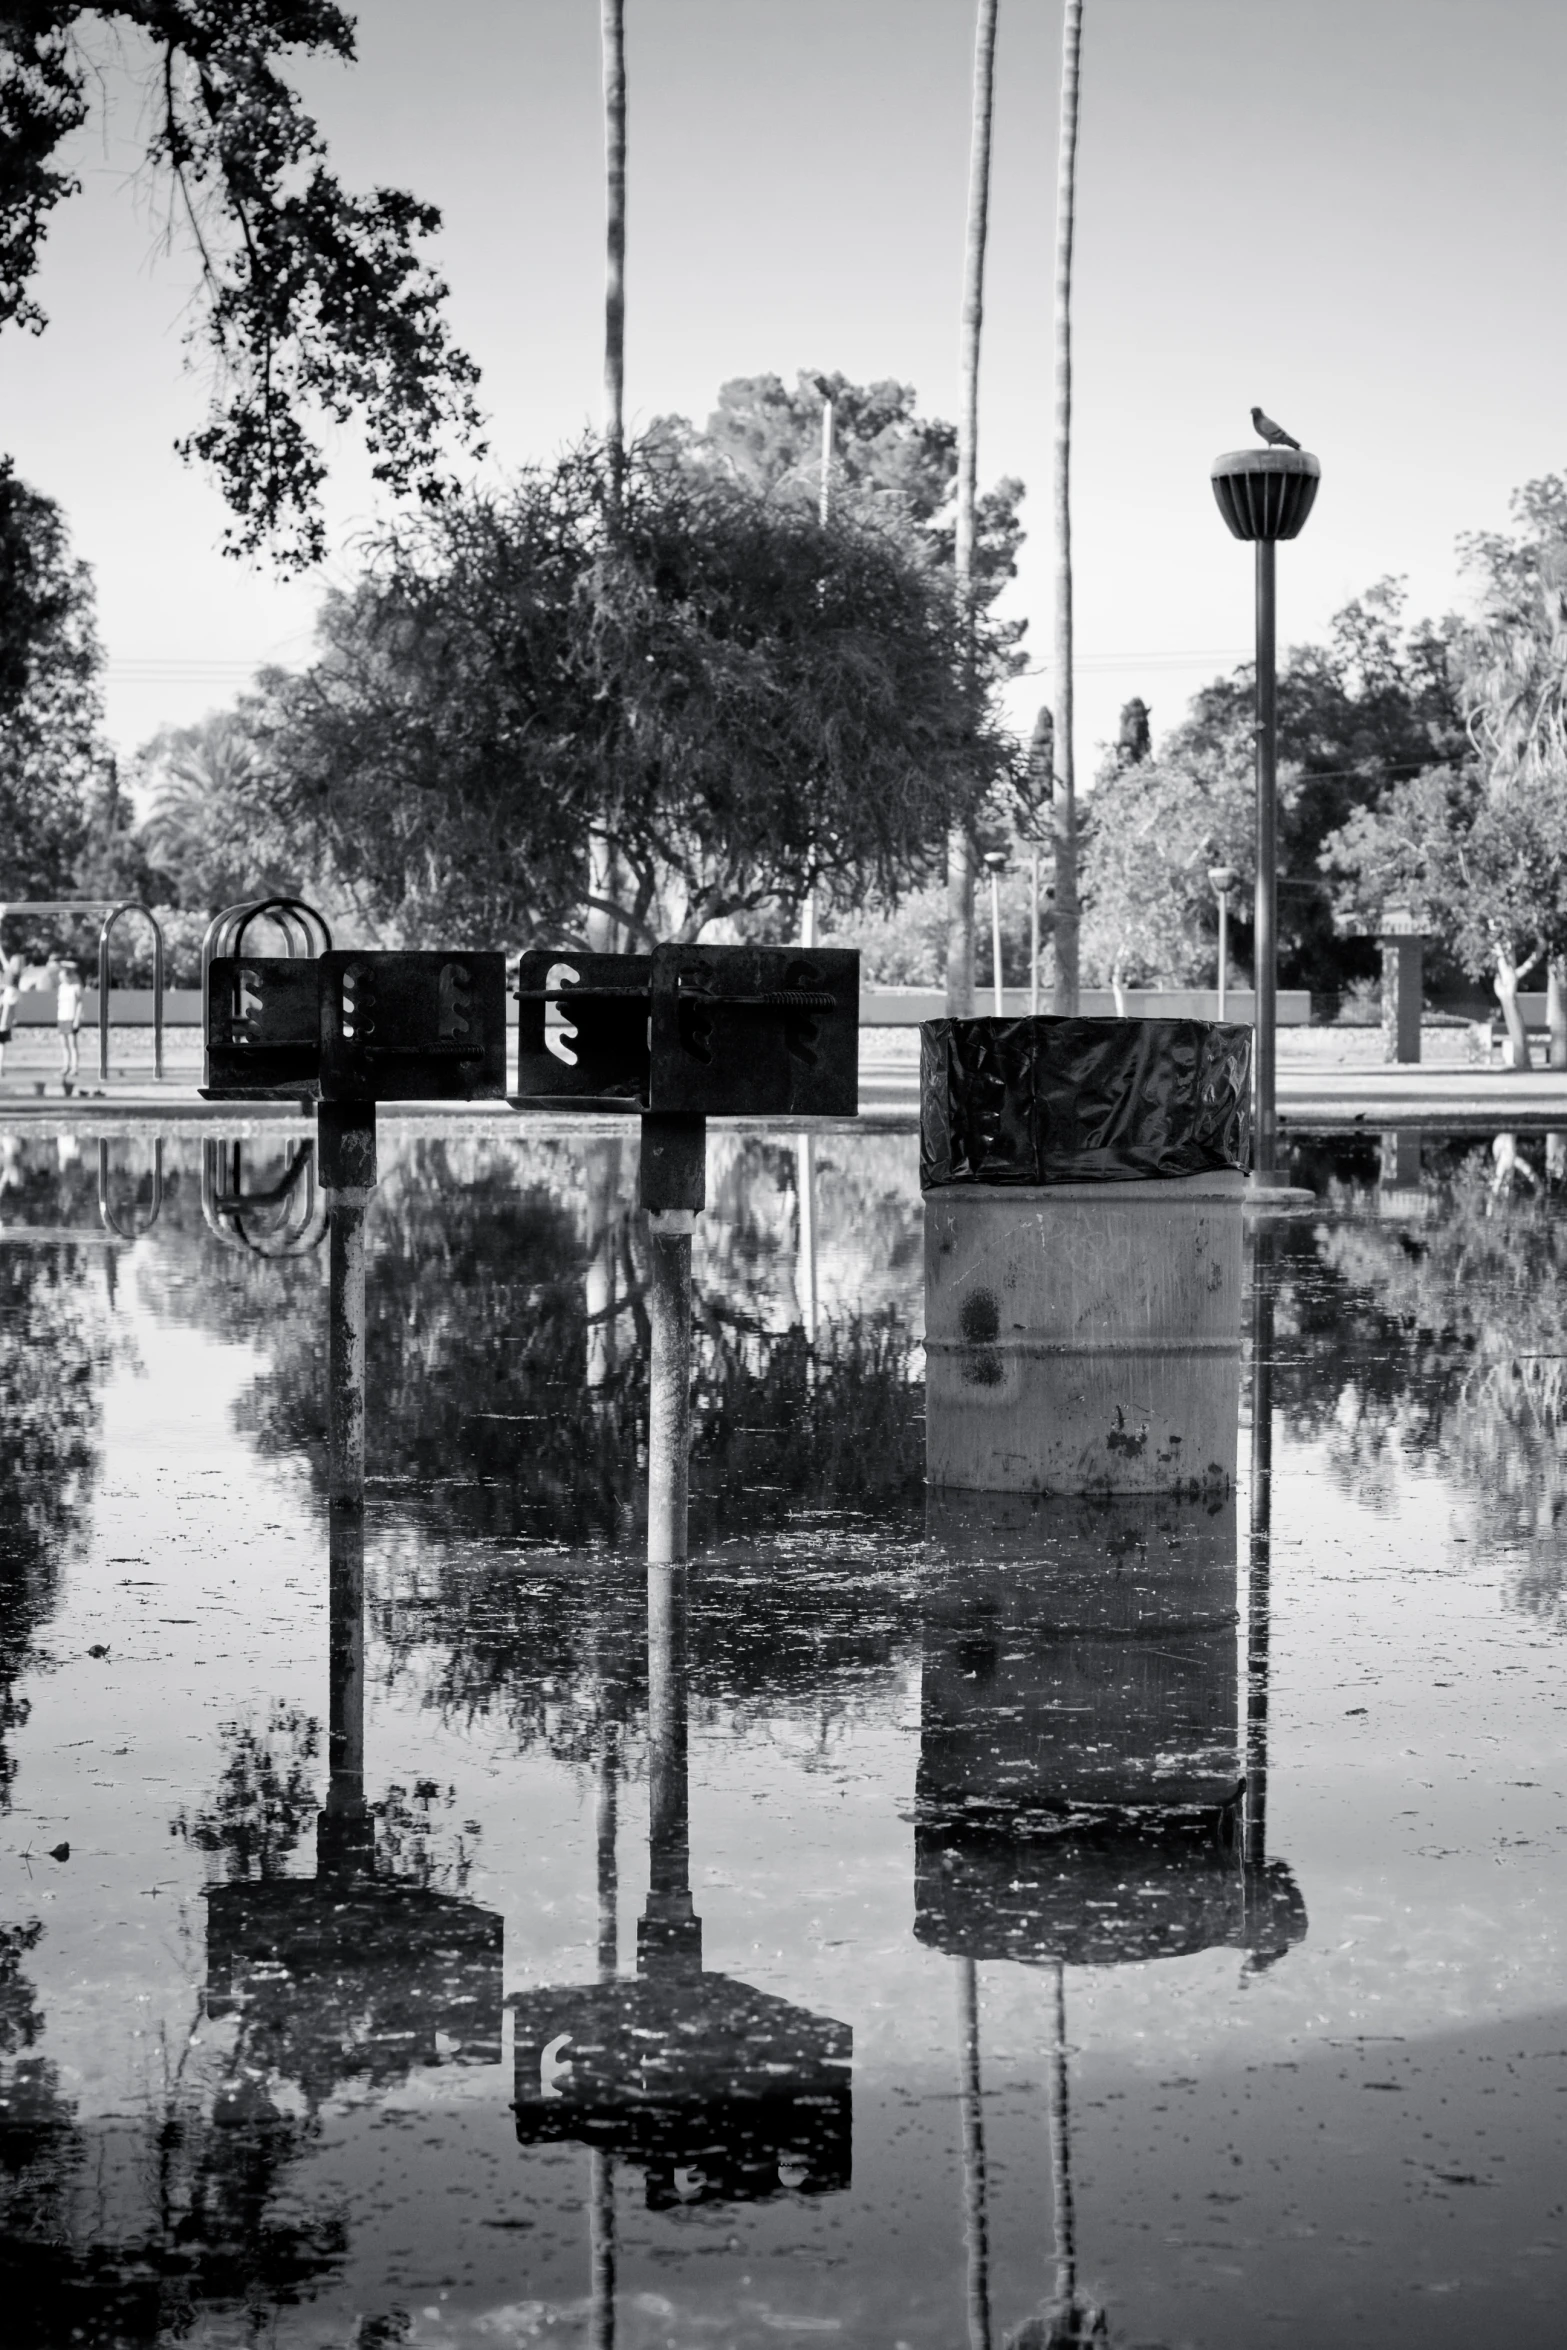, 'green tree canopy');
252,439,1016,948
1078,580,1468,999
0,458,106,899
675,370,1025,643
2,4,483,564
